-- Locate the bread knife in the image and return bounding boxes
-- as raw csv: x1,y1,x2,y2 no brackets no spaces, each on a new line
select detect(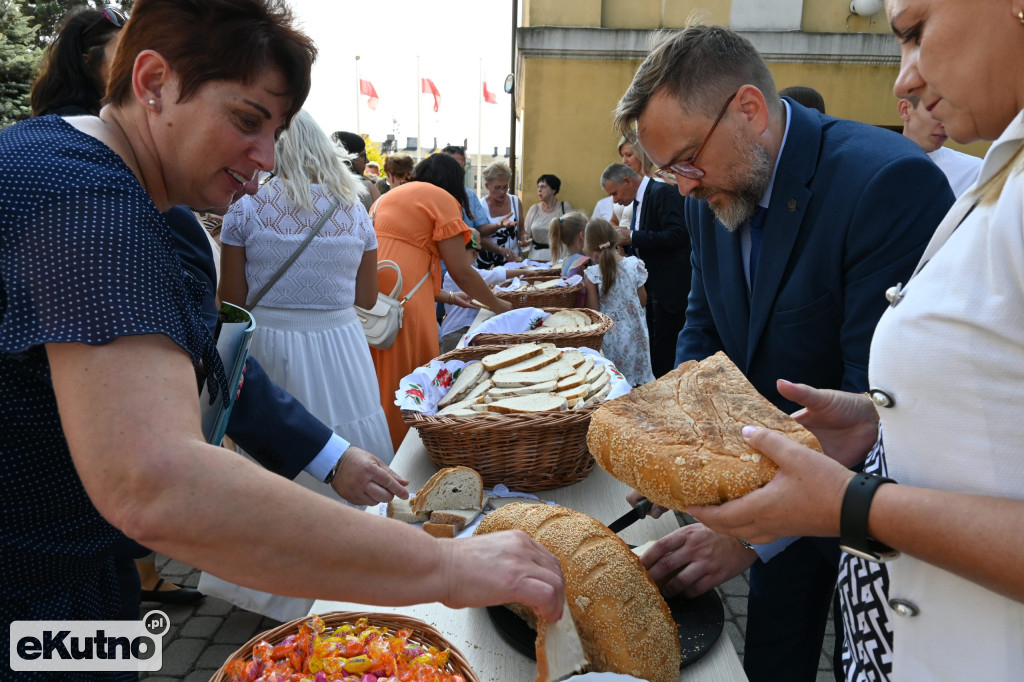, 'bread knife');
606,497,653,534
